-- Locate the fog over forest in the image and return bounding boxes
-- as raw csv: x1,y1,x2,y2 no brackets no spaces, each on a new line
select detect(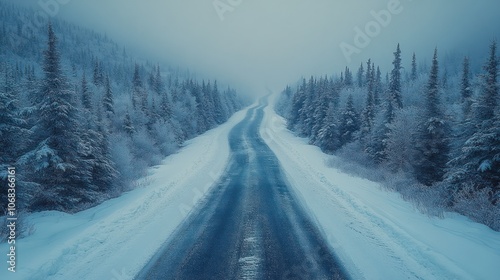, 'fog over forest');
10,0,500,96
